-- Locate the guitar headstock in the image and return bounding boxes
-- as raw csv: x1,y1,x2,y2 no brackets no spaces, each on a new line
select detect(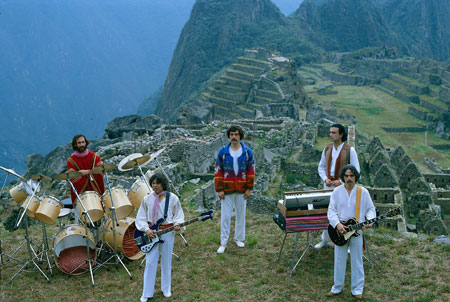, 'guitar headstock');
199,210,213,221
386,207,401,217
